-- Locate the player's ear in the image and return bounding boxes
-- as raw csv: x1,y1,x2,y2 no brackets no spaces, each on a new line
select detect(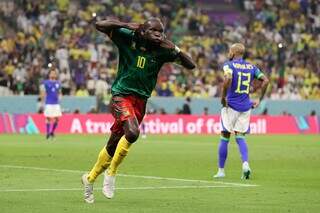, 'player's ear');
137,25,145,36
